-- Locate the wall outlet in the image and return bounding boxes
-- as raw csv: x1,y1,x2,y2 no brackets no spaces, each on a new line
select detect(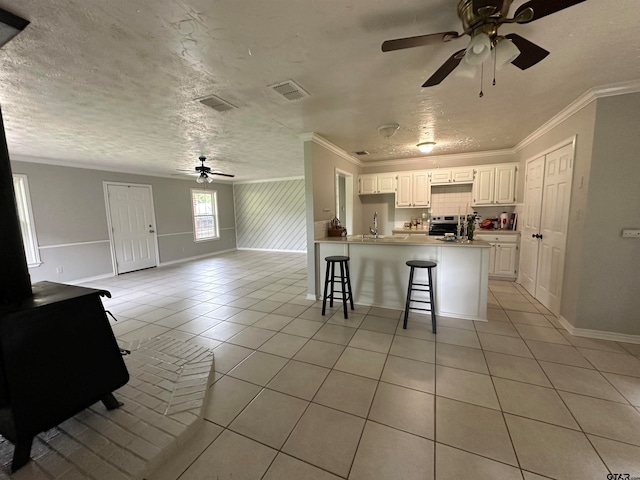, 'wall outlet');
56,266,64,274
622,229,640,238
